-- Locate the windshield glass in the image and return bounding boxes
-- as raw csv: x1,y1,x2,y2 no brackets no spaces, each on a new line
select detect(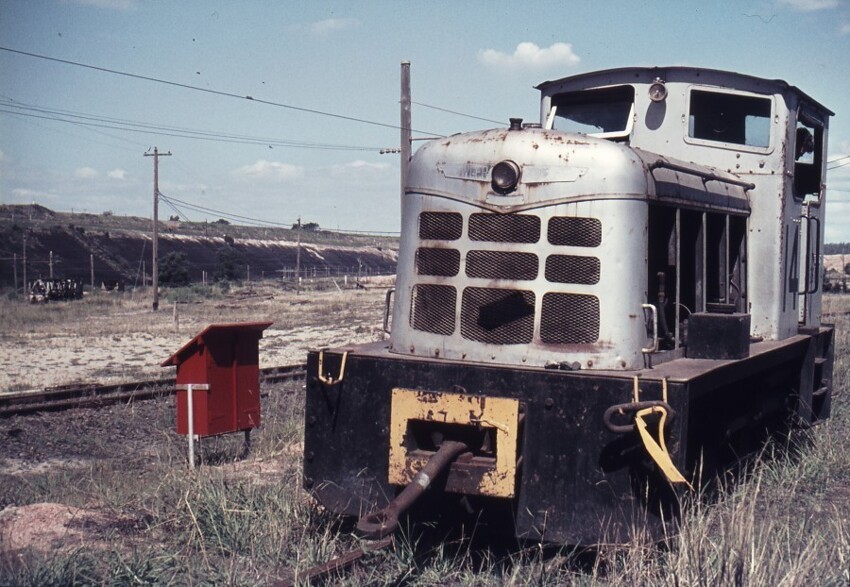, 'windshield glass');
688,89,772,148
549,85,635,137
